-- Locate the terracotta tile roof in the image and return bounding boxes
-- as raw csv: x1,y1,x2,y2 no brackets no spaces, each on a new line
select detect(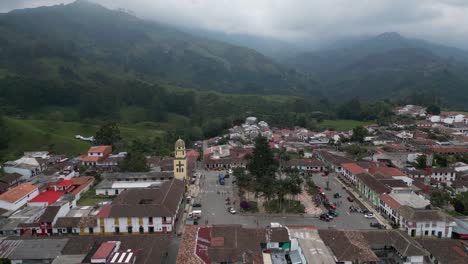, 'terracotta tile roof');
380,194,402,209
341,163,366,175
0,184,37,203
207,225,267,263
176,225,203,264
88,146,112,153
356,173,391,194
97,205,112,218
92,241,118,260
318,229,379,262
368,167,406,177
432,147,468,153
319,229,428,261
417,239,468,264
